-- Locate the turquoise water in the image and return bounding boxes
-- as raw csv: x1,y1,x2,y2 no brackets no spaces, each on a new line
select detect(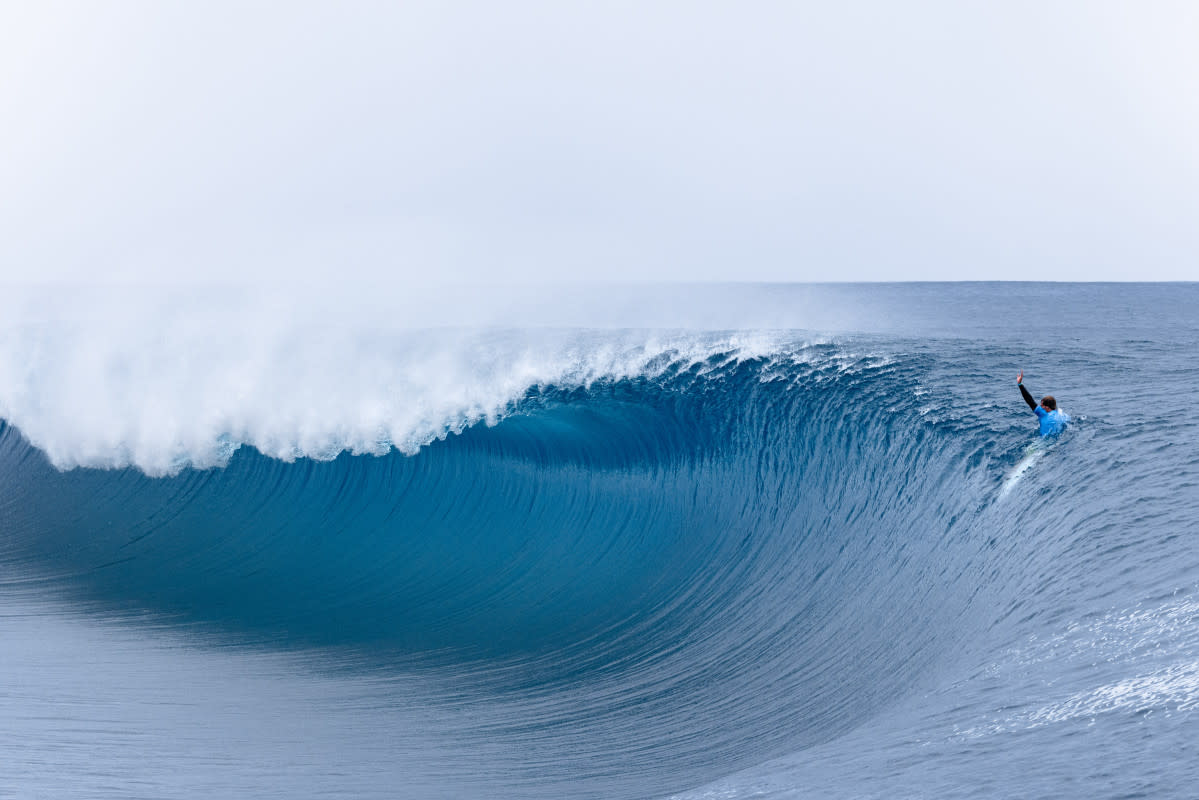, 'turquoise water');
2,283,1197,798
